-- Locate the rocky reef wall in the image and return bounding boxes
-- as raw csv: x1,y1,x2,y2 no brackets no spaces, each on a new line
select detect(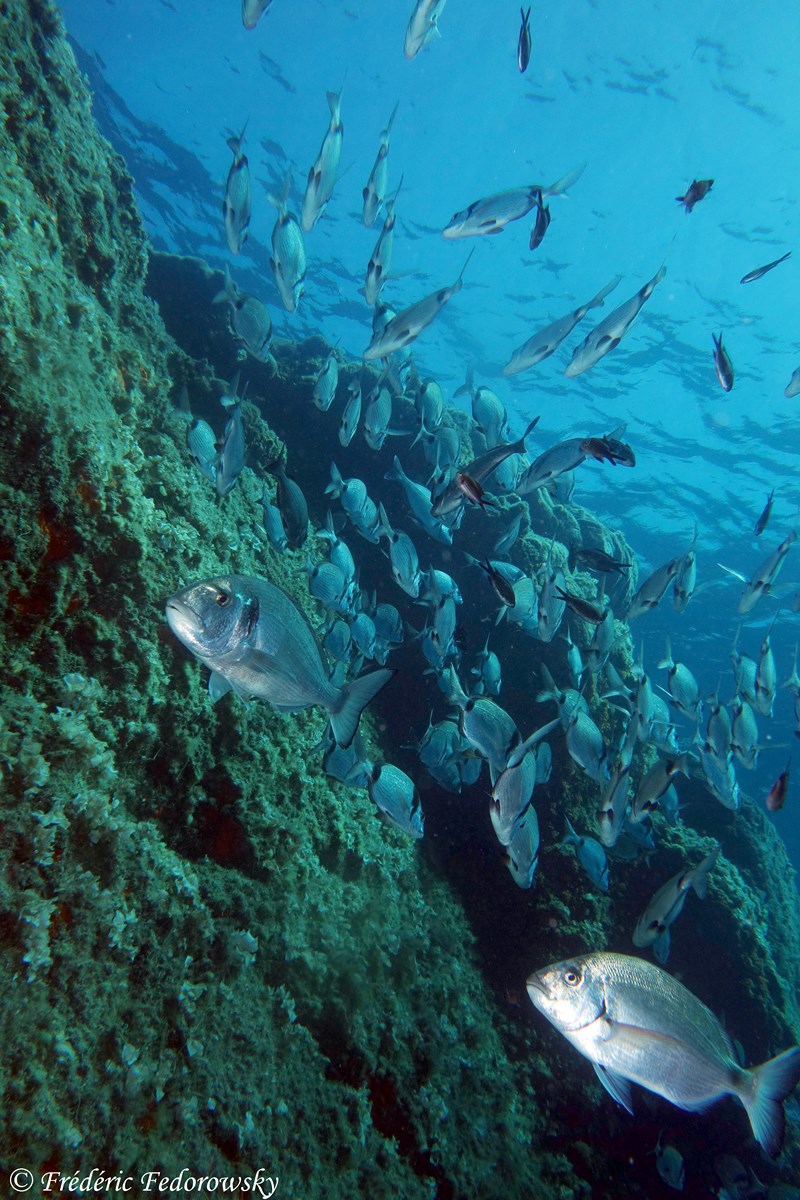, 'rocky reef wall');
0,4,798,1199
